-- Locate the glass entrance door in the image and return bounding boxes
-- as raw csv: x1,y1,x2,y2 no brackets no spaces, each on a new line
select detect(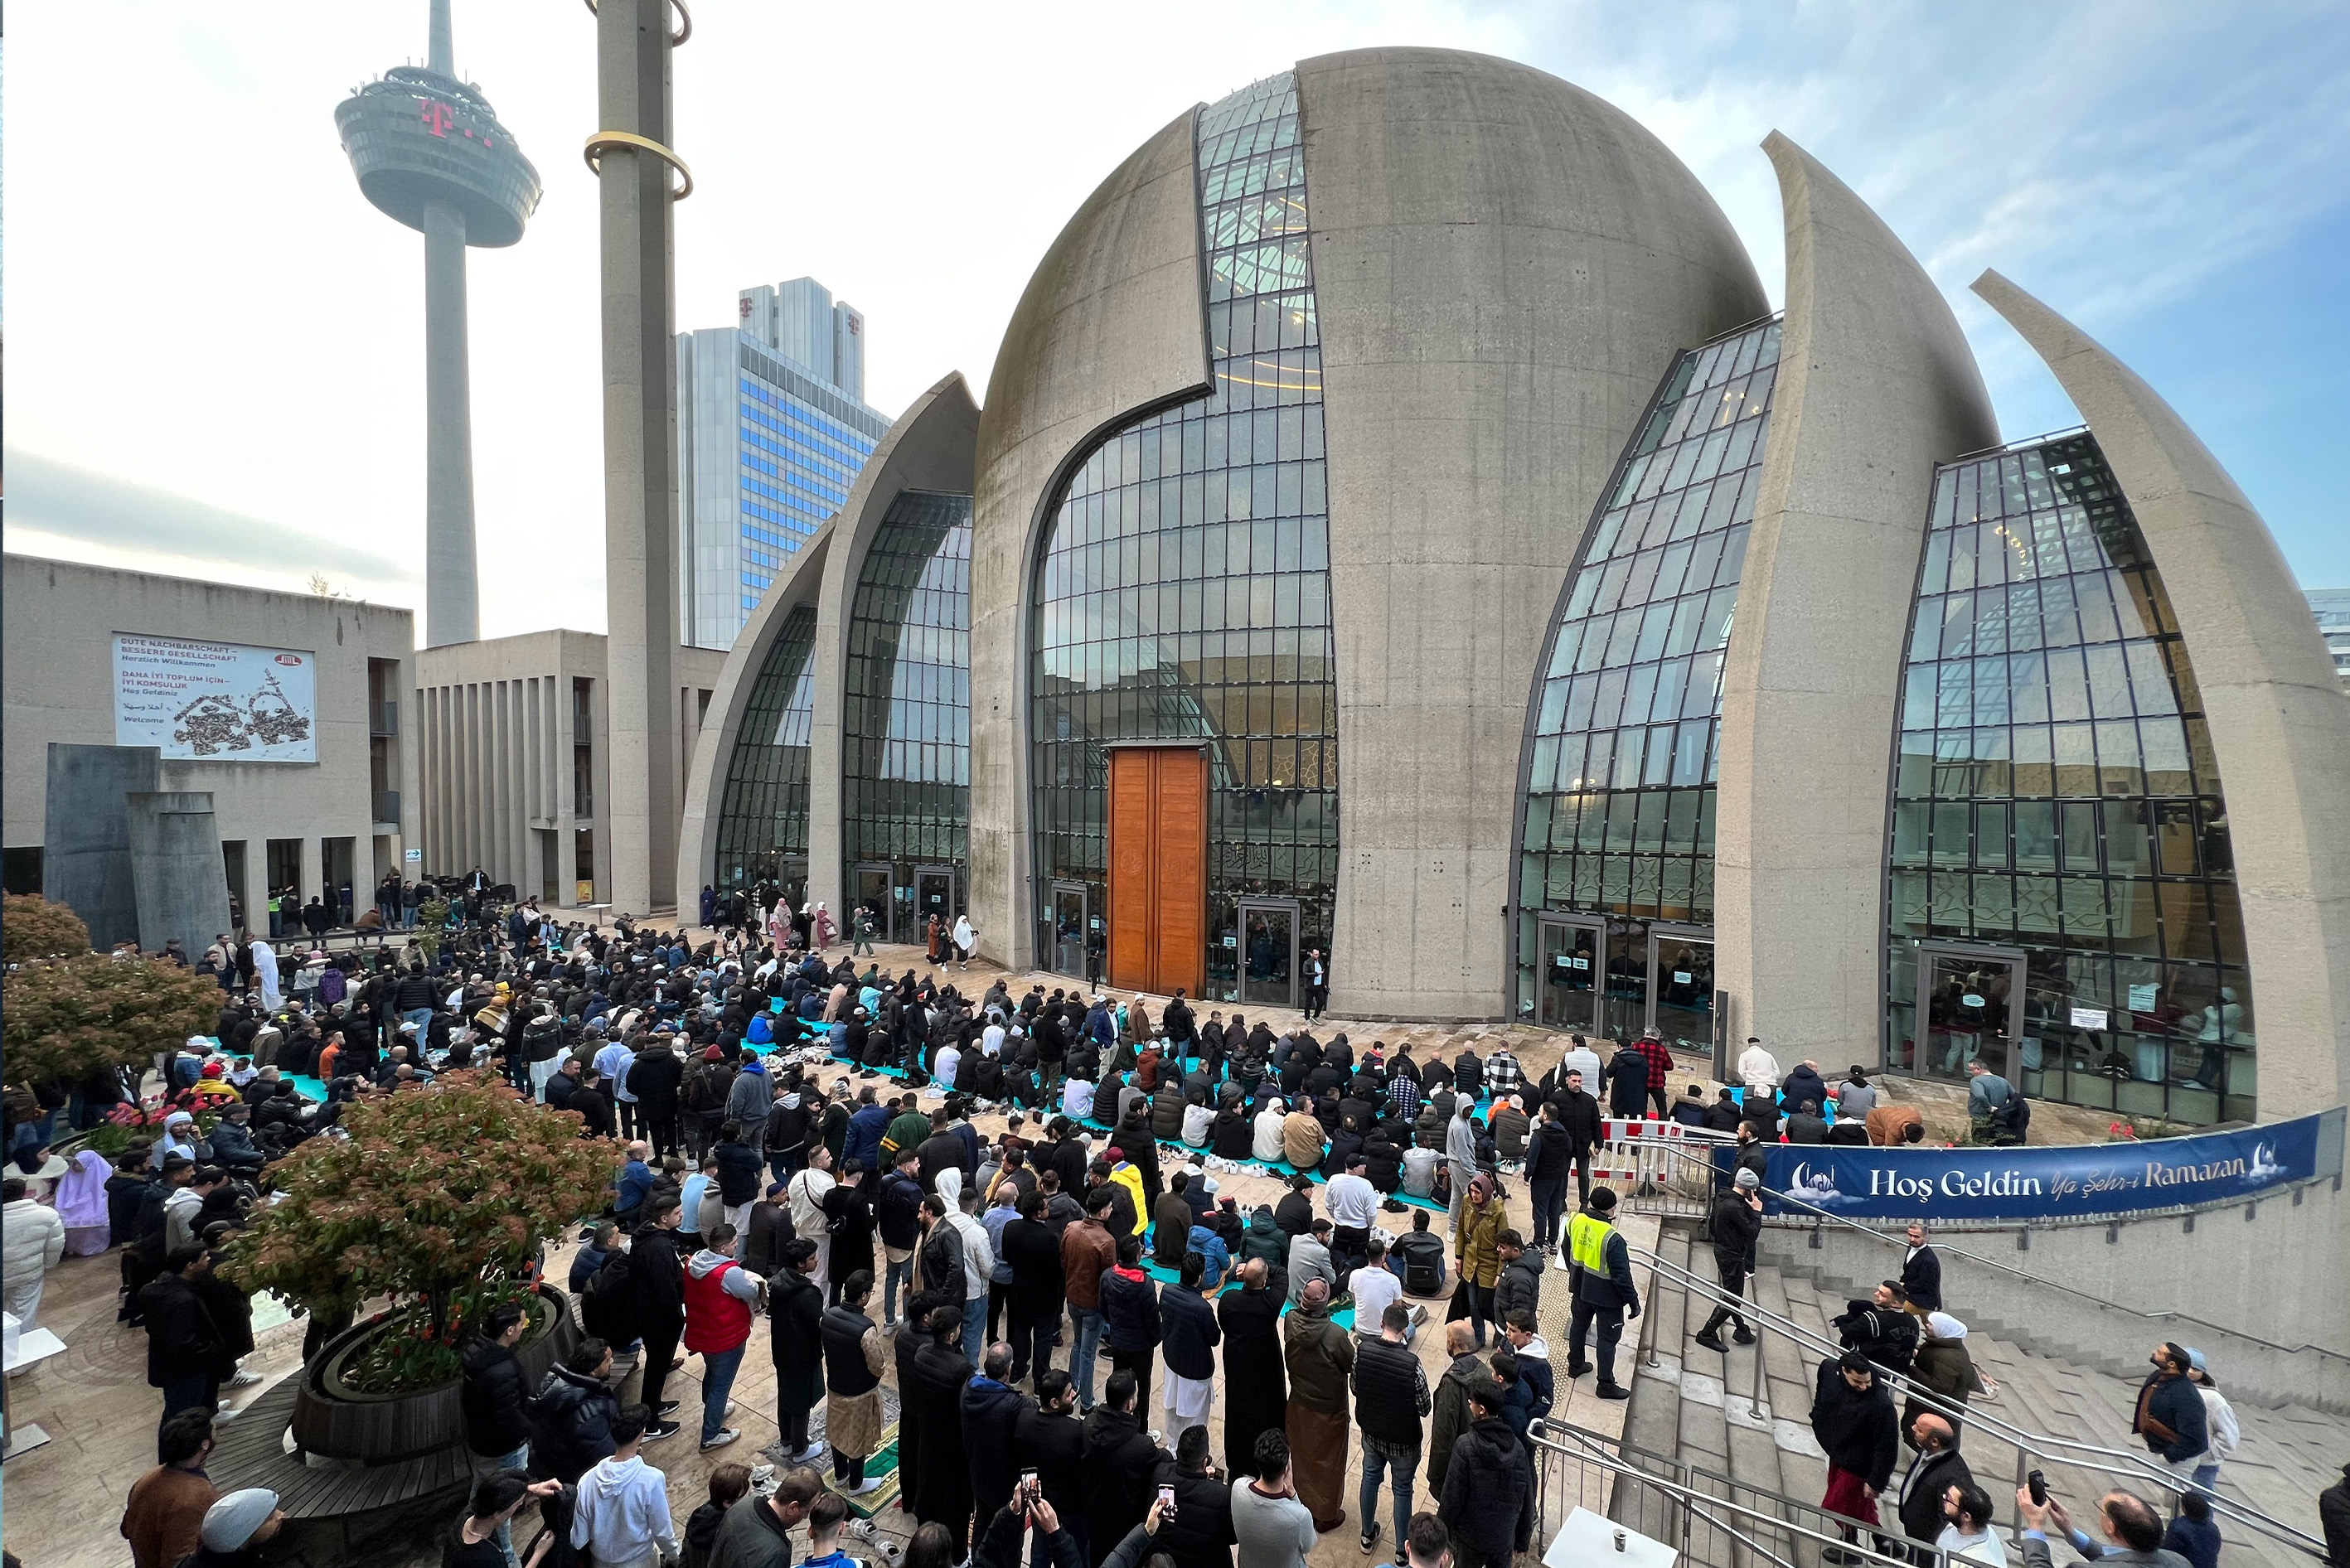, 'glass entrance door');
1912,943,2025,1082
854,864,893,942
1648,924,1716,1058
1238,900,1298,1009
913,866,957,939
1051,883,1089,977
1537,916,1604,1033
